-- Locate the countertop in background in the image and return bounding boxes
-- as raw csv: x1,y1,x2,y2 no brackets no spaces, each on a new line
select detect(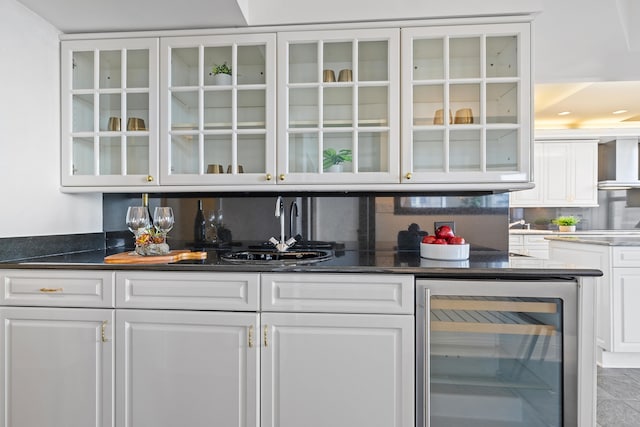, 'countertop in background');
545,235,640,246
